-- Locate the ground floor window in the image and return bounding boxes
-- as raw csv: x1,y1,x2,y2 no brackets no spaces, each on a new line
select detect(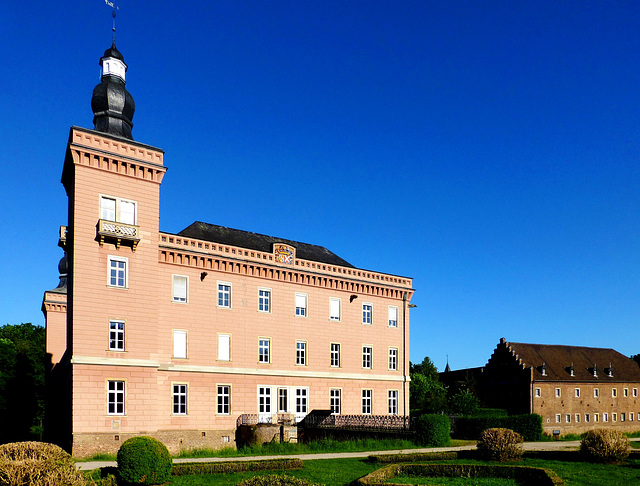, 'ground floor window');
330,389,341,415
362,389,372,414
388,390,398,415
173,384,187,415
217,385,230,415
107,380,124,415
